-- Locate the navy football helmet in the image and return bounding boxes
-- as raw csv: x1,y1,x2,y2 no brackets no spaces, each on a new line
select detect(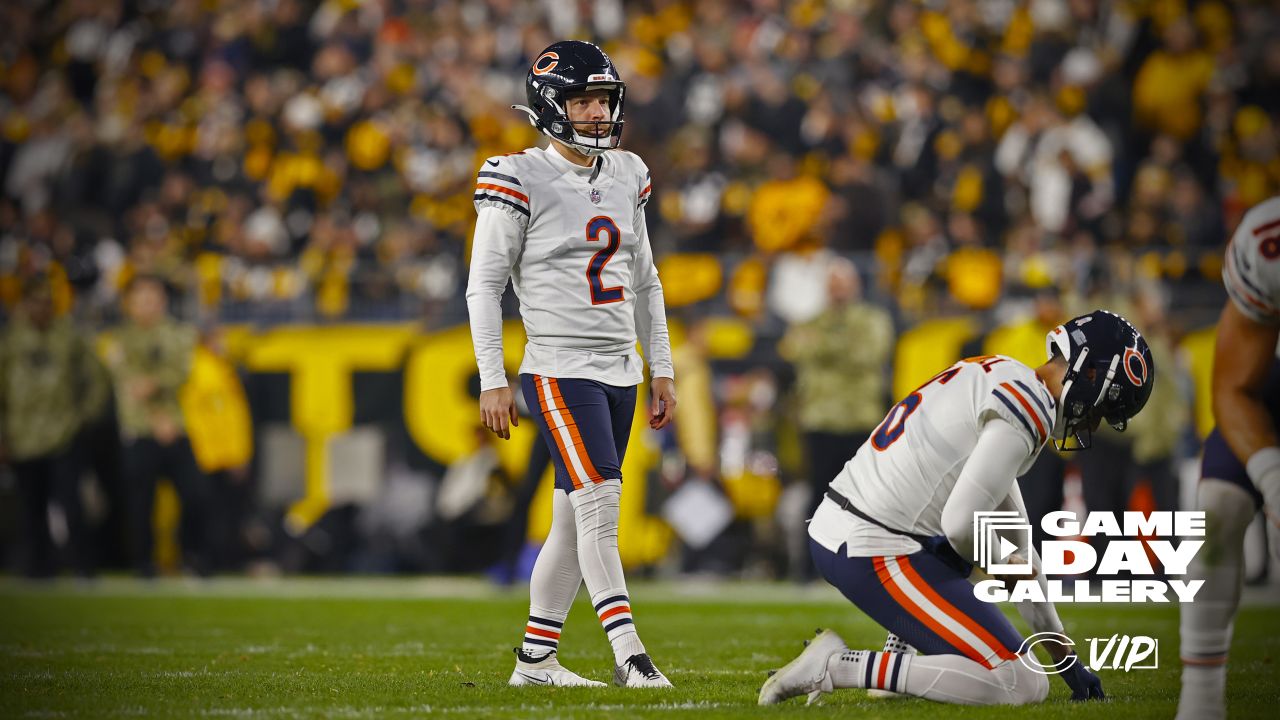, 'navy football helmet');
513,40,625,156
1045,310,1155,450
